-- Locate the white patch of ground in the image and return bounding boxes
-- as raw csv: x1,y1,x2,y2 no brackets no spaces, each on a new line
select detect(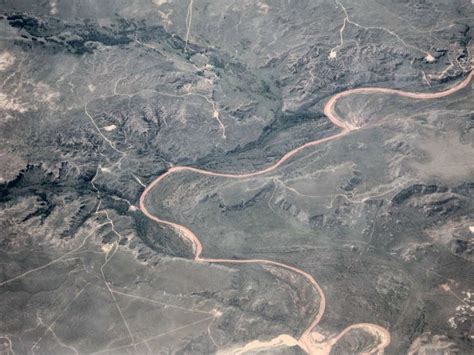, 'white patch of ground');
408,333,457,353
257,1,271,14
50,0,58,15
0,93,27,113
425,54,435,62
101,243,114,254
0,52,15,71
1,79,59,113
152,0,169,6
103,124,117,131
